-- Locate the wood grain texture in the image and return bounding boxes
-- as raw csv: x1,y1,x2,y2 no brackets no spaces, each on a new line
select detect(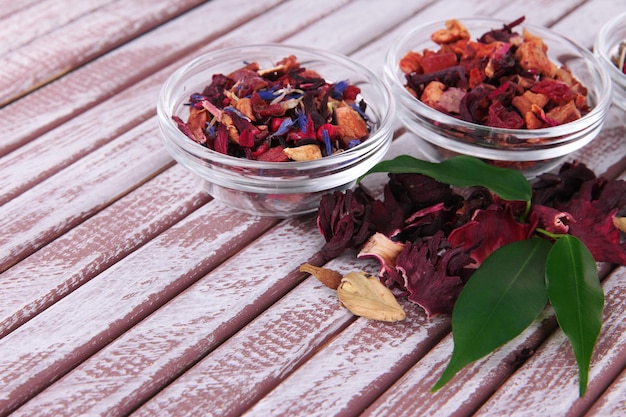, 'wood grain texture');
0,0,205,107
584,367,626,416
0,163,210,338
0,202,276,416
0,0,287,157
1,1,625,416
12,217,326,417
0,0,112,56
0,119,171,272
